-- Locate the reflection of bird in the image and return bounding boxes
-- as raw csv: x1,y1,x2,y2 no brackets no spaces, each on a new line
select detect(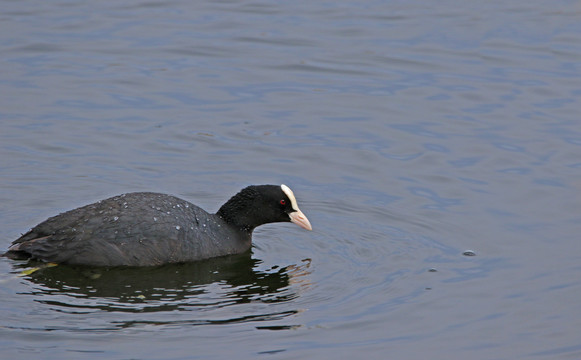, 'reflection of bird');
287,258,313,287
4,185,312,267
12,253,309,322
